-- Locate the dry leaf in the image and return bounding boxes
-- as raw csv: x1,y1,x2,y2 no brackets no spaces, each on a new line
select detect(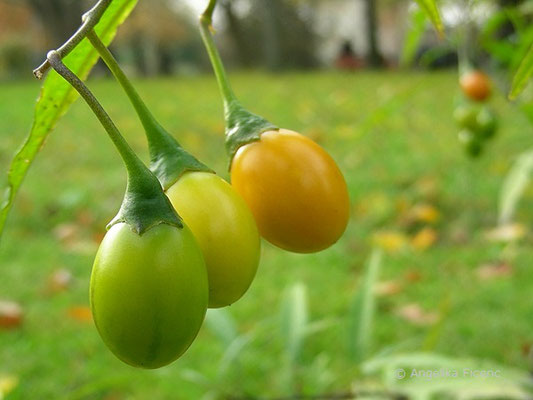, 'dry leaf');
414,176,439,199
76,210,95,227
375,280,404,296
396,303,439,326
0,375,19,397
409,204,440,224
486,224,527,242
521,342,532,357
68,306,93,323
53,223,79,244
46,268,73,294
373,231,408,253
404,270,423,283
411,227,438,251
0,301,23,329
477,262,513,280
